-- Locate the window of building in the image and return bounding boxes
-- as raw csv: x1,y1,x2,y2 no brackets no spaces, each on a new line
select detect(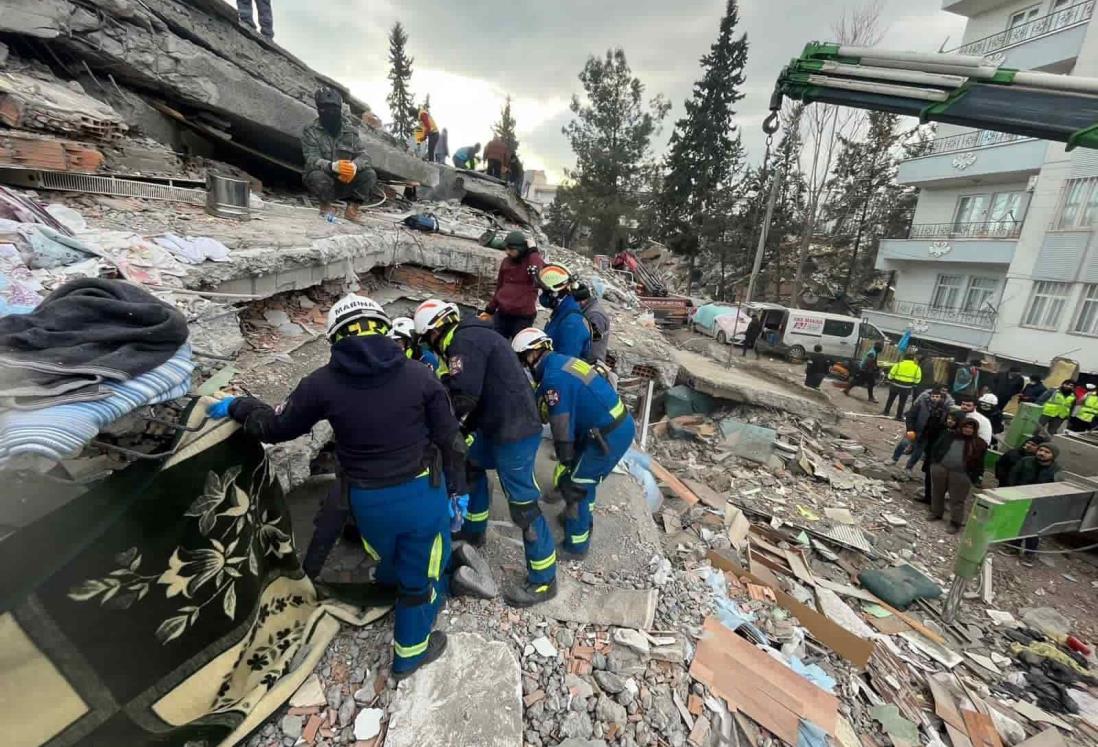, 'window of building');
1054,177,1098,229
1023,281,1072,328
988,192,1024,230
1051,0,1072,12
1008,5,1041,28
822,319,855,337
931,274,963,309
953,194,989,229
1073,284,1098,336
962,277,1000,312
